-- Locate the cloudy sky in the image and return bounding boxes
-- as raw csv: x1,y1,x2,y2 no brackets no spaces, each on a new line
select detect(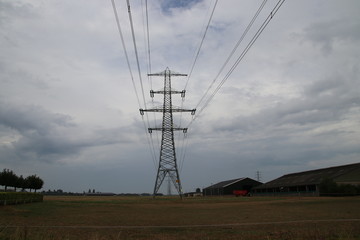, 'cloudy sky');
1,0,359,194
